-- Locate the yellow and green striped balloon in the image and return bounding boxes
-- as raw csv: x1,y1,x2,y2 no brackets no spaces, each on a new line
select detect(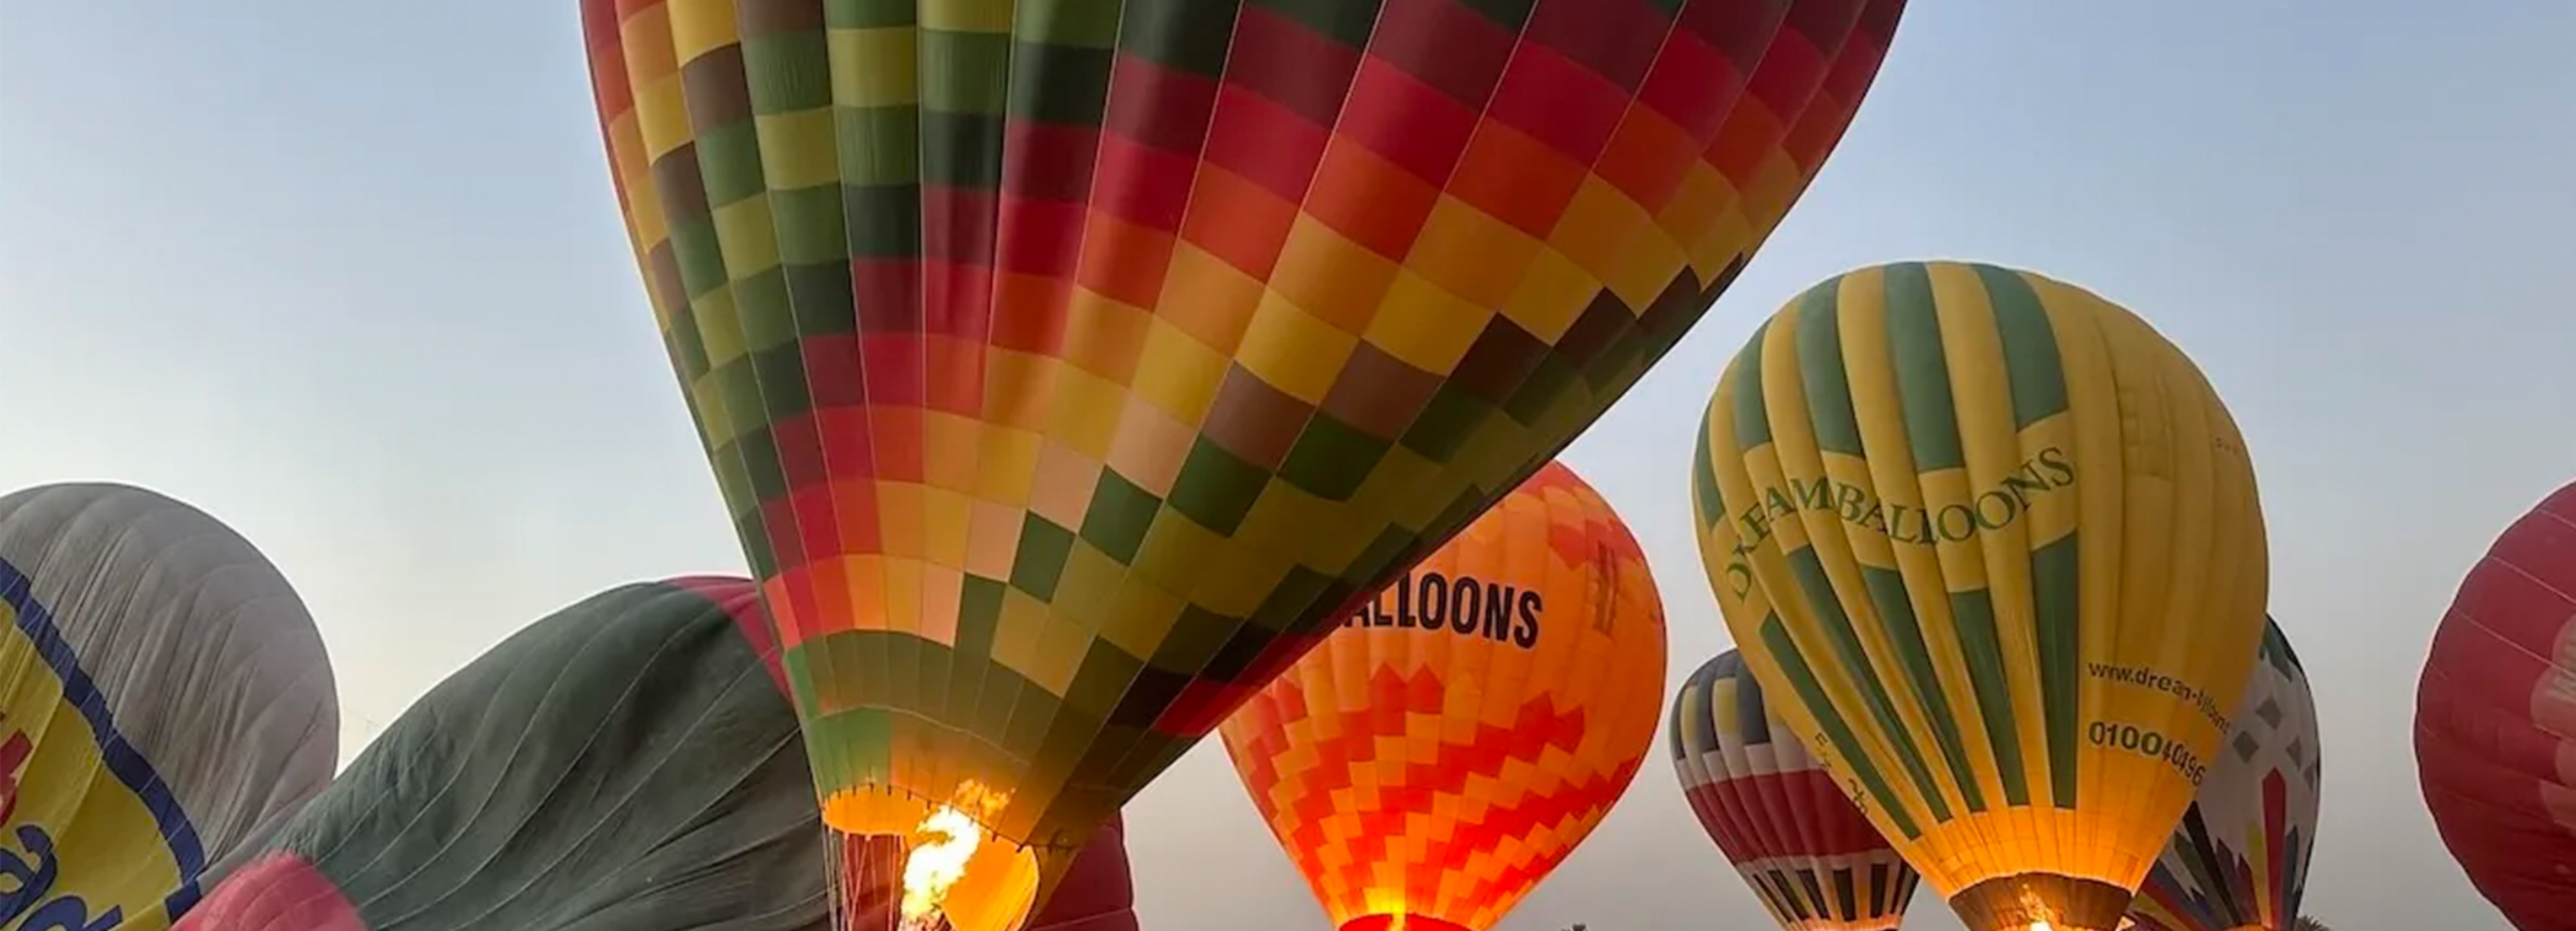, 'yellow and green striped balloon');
1688,261,2270,931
